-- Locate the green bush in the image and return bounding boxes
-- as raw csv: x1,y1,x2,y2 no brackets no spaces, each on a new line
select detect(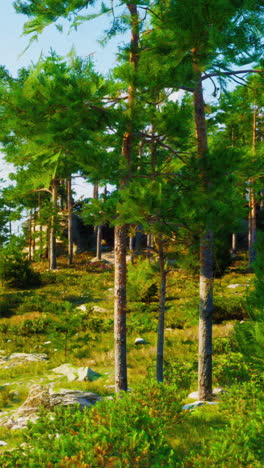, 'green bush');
127,259,158,303
0,382,181,467
234,233,264,368
186,383,264,467
0,237,41,289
